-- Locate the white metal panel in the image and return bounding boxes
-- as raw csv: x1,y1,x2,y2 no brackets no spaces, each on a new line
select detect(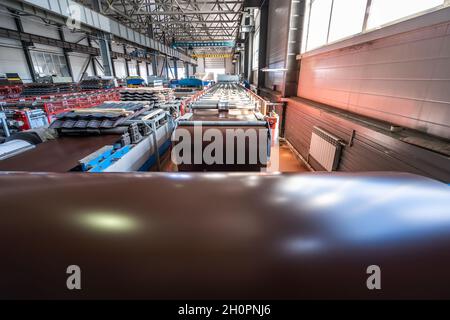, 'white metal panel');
27,0,50,10
113,59,127,78
22,16,60,39
0,45,32,82
139,62,147,78
205,58,225,69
